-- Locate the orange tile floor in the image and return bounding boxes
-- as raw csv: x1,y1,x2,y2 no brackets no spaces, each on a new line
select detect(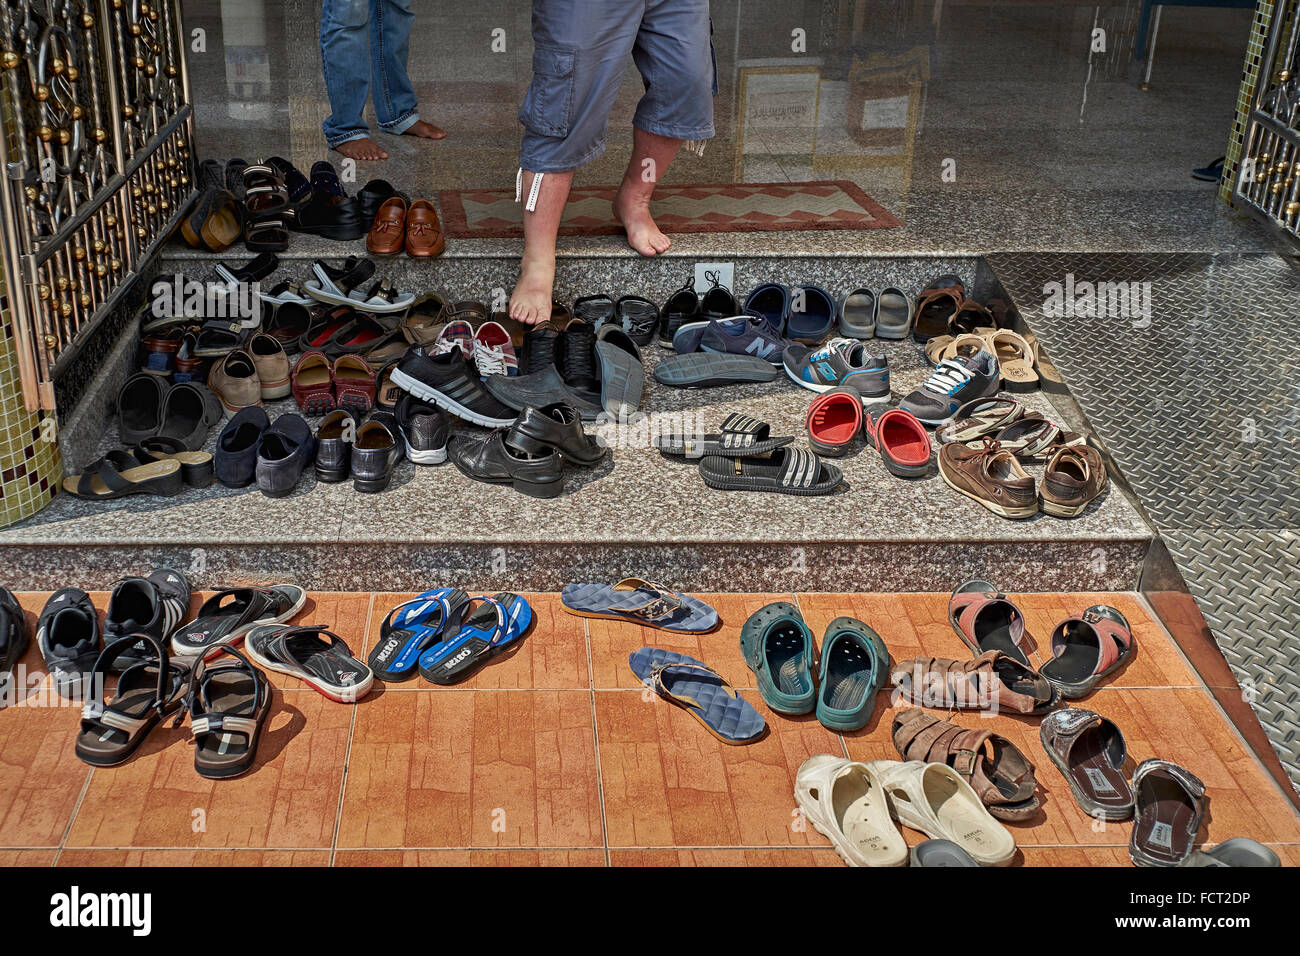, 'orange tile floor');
1,591,1296,867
